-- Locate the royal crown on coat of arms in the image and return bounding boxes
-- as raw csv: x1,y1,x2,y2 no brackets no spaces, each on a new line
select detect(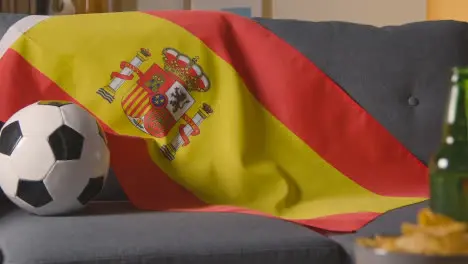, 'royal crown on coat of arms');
163,51,207,92
96,47,213,161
